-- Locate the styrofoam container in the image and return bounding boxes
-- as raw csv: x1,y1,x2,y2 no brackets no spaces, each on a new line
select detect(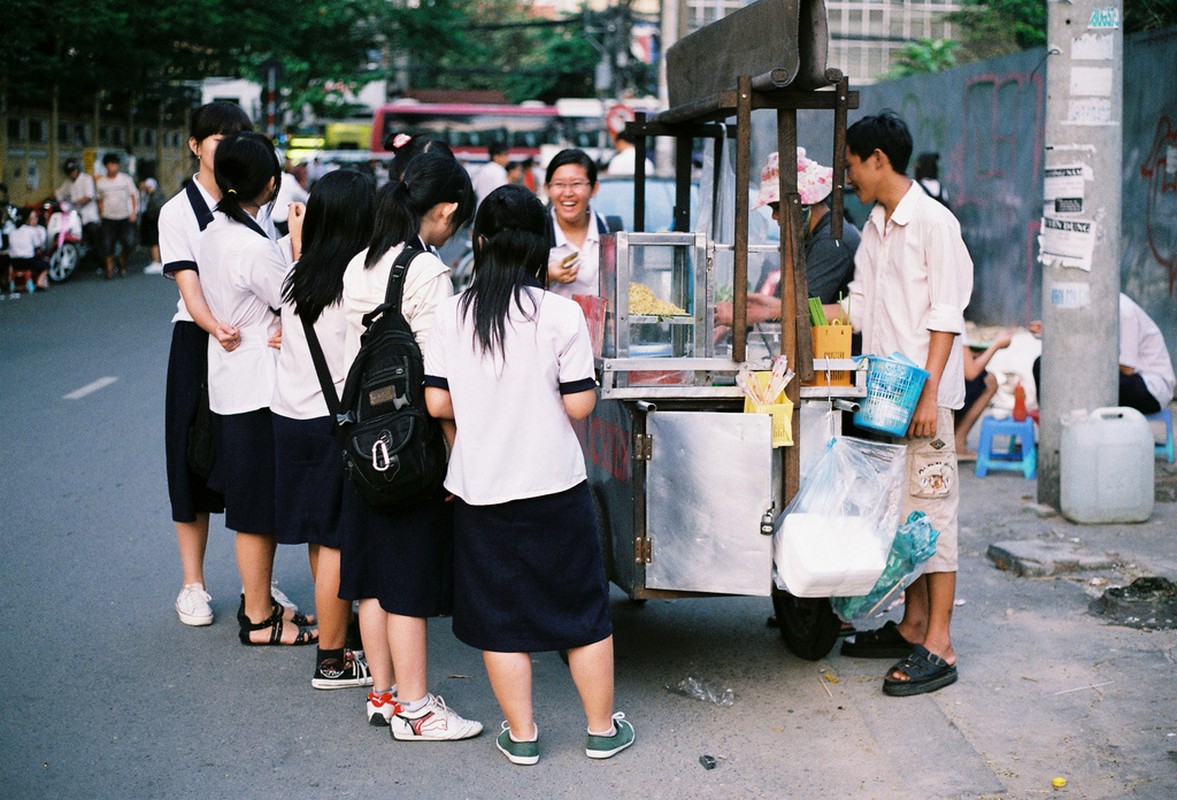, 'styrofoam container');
1061,406,1154,523
774,513,890,597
